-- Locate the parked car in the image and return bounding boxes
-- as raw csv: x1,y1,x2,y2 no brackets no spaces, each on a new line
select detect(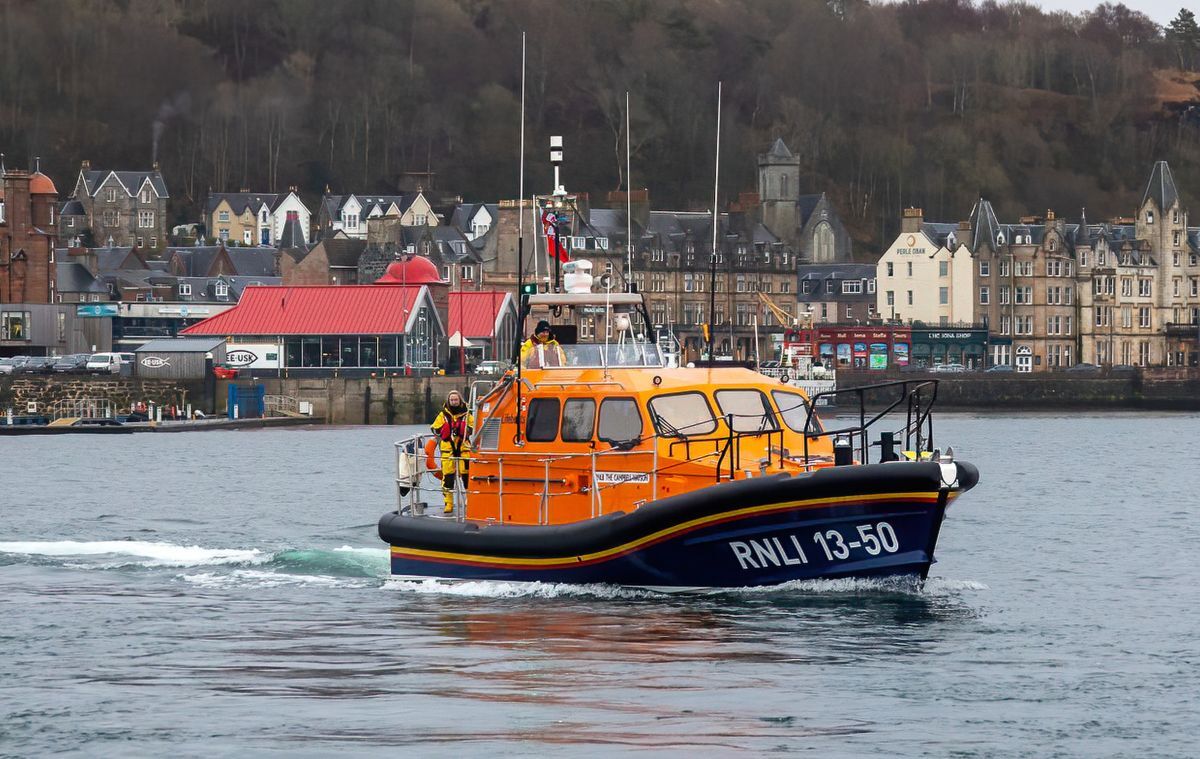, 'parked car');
52,353,92,374
474,360,509,376
930,362,968,373
985,364,1014,373
1067,362,1101,373
14,356,58,375
0,356,31,375
86,352,135,374
1110,364,1138,374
